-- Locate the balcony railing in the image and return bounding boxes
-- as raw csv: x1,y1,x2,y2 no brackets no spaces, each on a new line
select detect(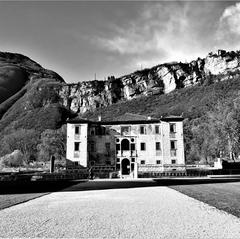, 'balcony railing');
116,150,137,157
74,151,80,158
169,132,176,138
74,134,80,140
